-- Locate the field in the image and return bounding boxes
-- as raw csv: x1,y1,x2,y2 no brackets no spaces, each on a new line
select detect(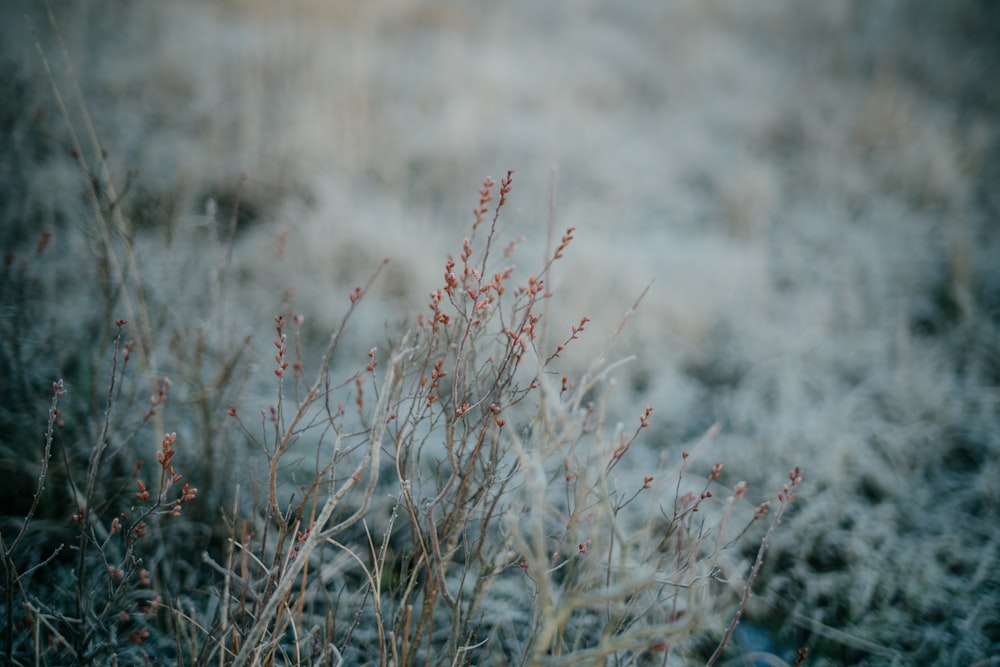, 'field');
1,1,998,665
